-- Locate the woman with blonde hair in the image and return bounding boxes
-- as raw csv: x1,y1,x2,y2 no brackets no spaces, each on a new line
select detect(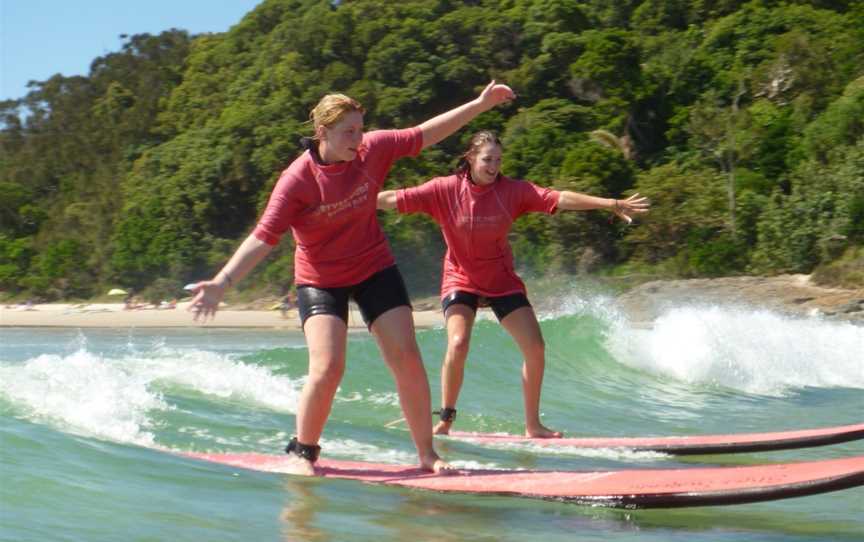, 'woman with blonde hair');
378,131,648,438
189,83,515,475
